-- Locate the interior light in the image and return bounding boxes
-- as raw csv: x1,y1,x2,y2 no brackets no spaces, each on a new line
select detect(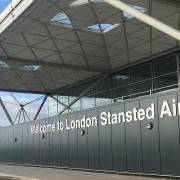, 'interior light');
0,61,10,69
113,75,129,80
0,56,8,60
69,0,103,7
